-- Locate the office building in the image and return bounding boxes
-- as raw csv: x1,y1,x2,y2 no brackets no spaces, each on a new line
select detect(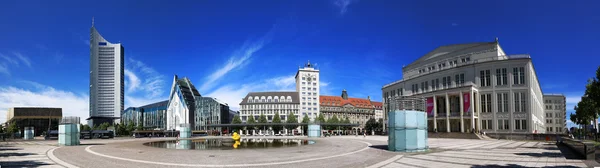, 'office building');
239,92,300,123
382,38,549,134
296,61,320,121
5,107,62,136
88,22,124,127
543,94,566,134
194,97,231,132
320,90,377,129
